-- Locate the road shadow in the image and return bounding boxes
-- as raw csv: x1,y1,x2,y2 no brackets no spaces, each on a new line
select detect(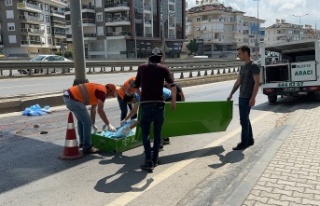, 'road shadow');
95,154,152,193
208,150,244,169
0,132,105,194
